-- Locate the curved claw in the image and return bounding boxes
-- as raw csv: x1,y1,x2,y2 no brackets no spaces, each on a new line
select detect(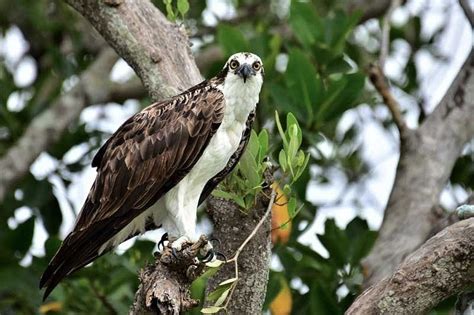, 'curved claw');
209,237,221,247
200,250,214,263
172,247,179,259
214,251,227,263
158,232,169,251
